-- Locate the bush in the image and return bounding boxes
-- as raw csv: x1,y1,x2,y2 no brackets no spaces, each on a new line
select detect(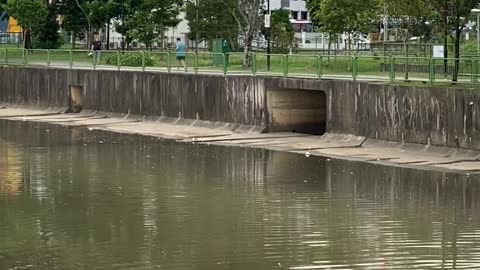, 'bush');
105,53,155,67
